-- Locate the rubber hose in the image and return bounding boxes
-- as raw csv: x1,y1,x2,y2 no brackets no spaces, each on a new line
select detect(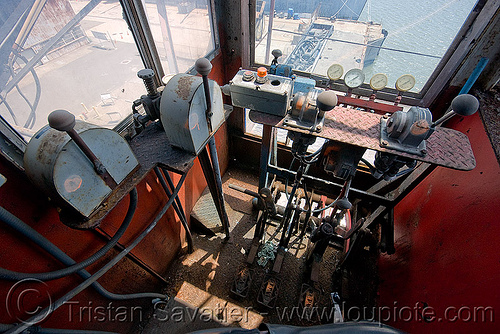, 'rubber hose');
7,172,187,334
0,189,136,281
0,190,166,300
